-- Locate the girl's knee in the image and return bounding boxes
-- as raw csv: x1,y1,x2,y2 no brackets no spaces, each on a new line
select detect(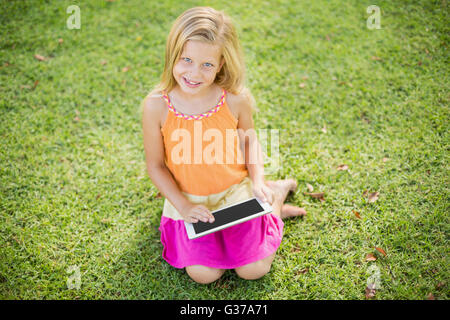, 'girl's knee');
235,261,271,280
186,265,225,284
